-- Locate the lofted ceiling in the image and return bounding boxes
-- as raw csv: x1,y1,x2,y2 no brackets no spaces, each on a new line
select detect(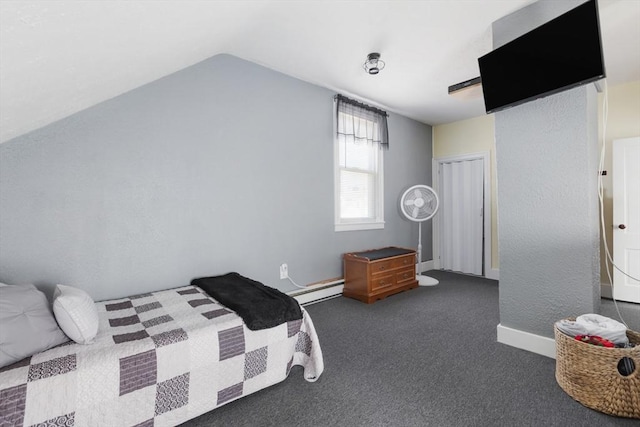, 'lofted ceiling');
1,0,639,144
